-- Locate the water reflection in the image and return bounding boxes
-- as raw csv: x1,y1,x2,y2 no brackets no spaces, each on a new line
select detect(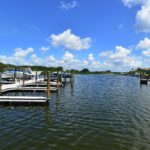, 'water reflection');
44,105,51,127
55,92,60,110
70,81,74,97
0,75,150,150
